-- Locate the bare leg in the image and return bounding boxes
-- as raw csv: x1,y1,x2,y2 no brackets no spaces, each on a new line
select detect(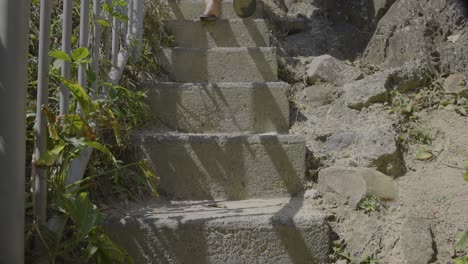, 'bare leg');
203,0,221,17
